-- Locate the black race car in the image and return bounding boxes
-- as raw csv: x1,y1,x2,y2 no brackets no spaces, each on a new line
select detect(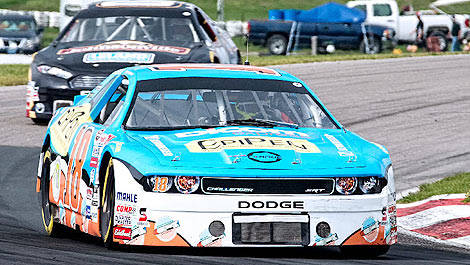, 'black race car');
27,0,241,123
0,14,42,54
